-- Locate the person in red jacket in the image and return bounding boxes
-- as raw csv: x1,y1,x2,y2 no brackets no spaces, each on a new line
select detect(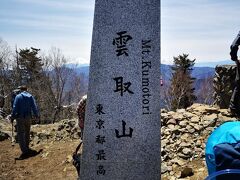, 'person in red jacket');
76,95,87,139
